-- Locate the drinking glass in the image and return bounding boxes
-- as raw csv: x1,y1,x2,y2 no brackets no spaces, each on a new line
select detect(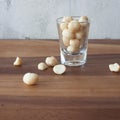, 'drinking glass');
56,16,90,66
